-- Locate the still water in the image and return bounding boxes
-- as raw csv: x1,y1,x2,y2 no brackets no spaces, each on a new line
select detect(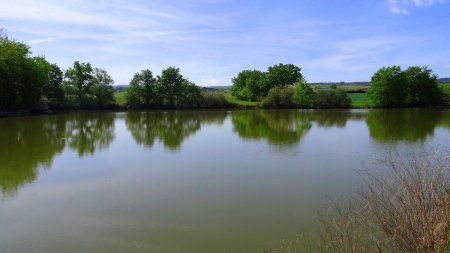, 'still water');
0,109,449,253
